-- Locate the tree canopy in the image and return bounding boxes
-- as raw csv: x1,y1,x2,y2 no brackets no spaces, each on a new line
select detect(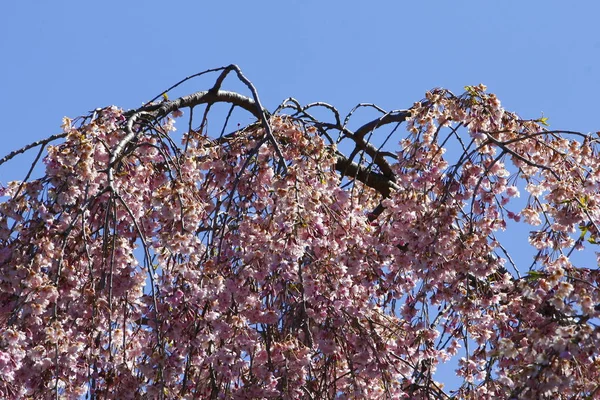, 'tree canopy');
1,65,599,399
